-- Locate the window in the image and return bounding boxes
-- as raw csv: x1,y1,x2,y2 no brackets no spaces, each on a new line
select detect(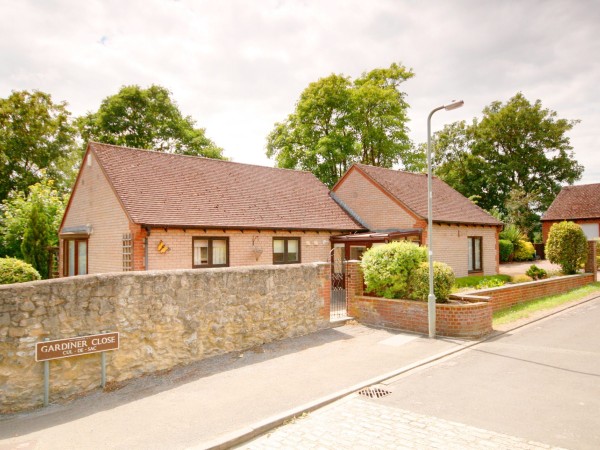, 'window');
468,236,482,272
273,237,300,264
193,237,229,268
123,233,133,271
64,239,88,276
